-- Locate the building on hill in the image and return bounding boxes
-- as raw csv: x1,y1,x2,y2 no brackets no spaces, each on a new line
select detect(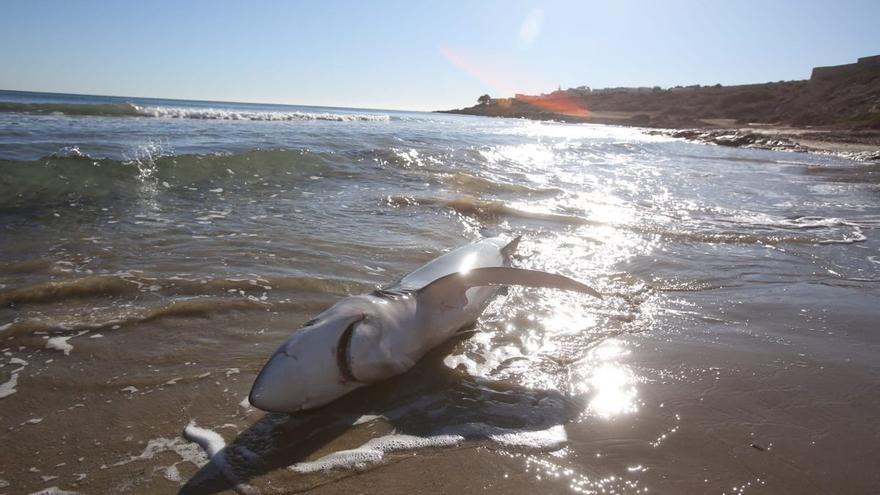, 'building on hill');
810,55,880,82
